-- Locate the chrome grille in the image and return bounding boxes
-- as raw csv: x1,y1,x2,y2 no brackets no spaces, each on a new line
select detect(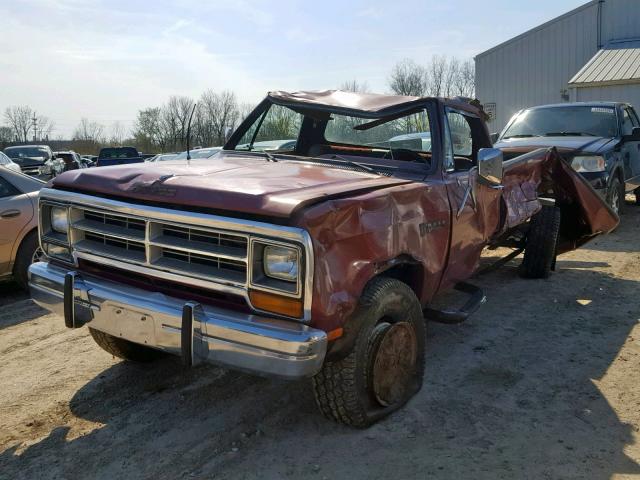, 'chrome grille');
70,208,249,286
